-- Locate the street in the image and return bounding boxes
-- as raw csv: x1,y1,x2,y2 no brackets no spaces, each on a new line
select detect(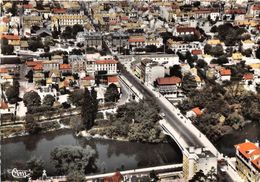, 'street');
118,63,204,148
